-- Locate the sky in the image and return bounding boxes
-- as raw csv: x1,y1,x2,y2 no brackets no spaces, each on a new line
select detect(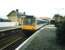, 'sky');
0,0,65,19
